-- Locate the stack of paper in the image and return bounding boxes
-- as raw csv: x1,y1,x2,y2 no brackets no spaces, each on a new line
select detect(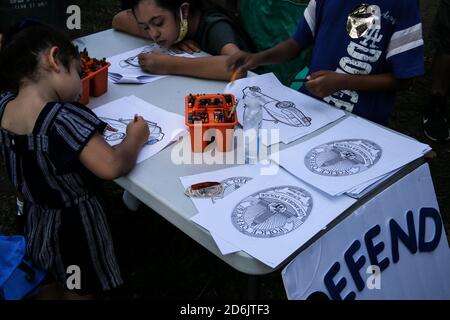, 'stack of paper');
108,44,194,84
182,112,431,268
345,169,399,199
92,95,187,163
224,73,345,145
188,166,357,268
271,117,432,197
